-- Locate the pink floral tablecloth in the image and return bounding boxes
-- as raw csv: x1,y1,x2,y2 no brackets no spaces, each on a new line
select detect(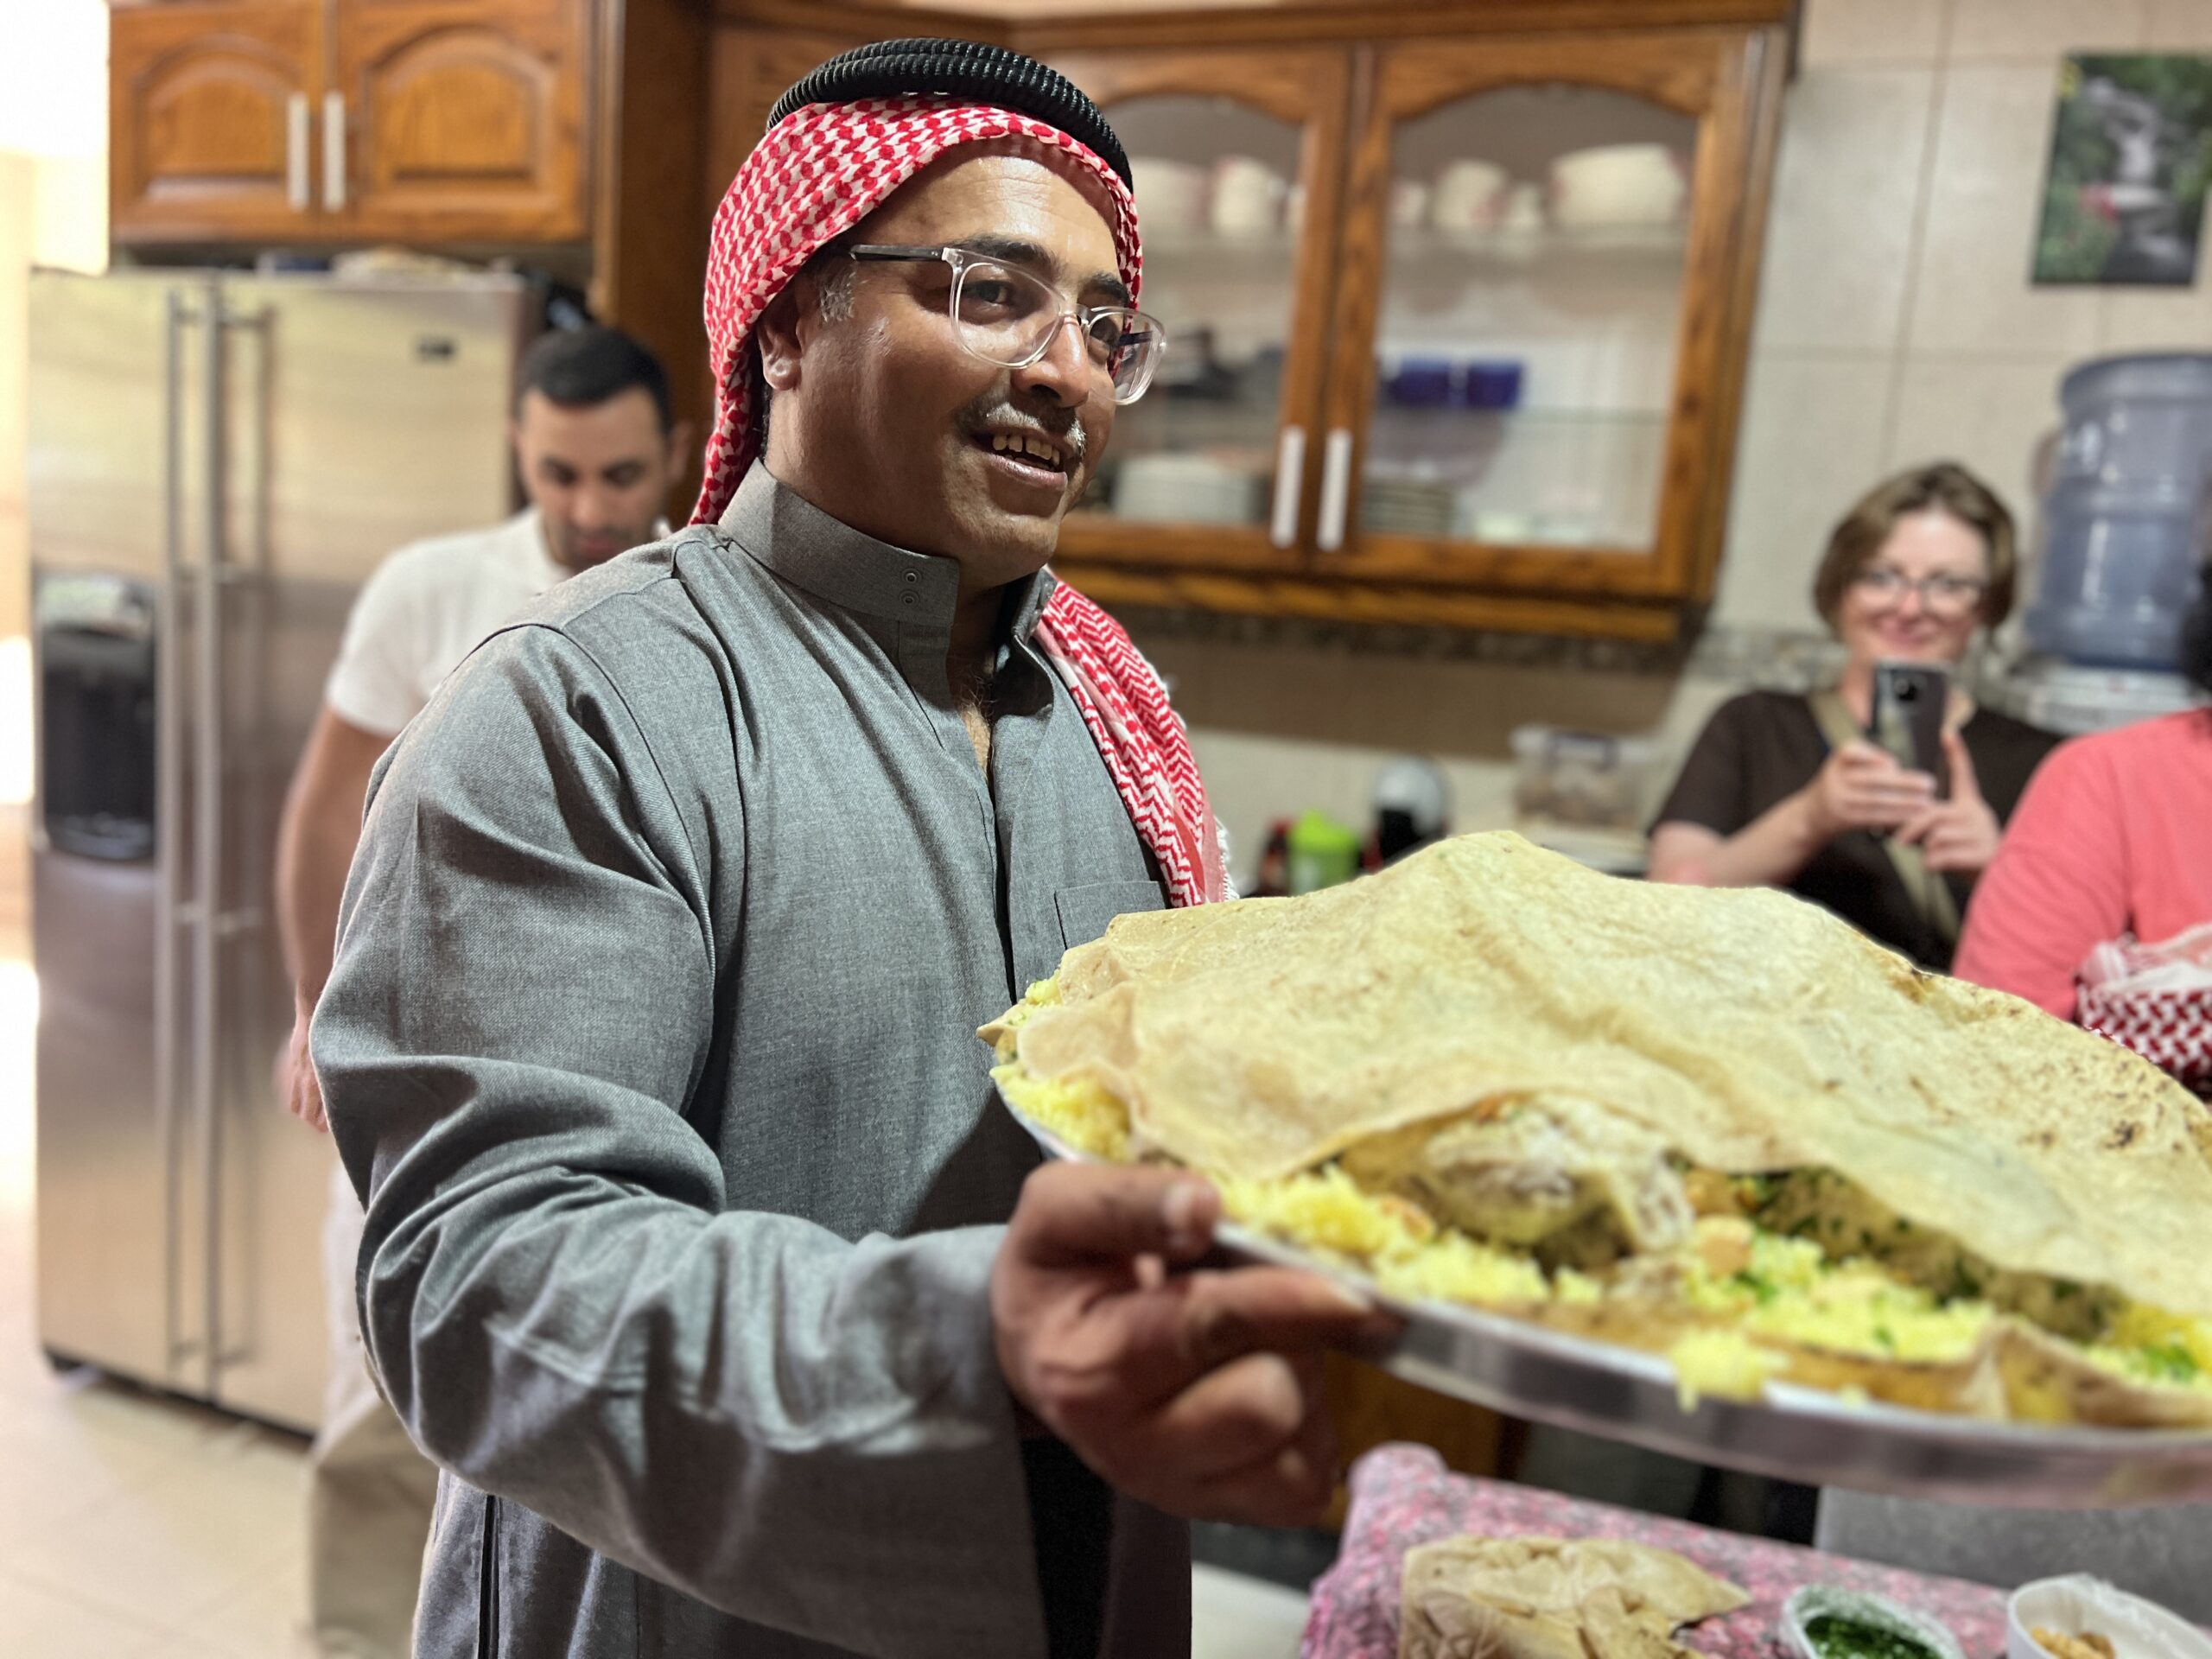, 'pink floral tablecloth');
1304,1445,2013,1659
